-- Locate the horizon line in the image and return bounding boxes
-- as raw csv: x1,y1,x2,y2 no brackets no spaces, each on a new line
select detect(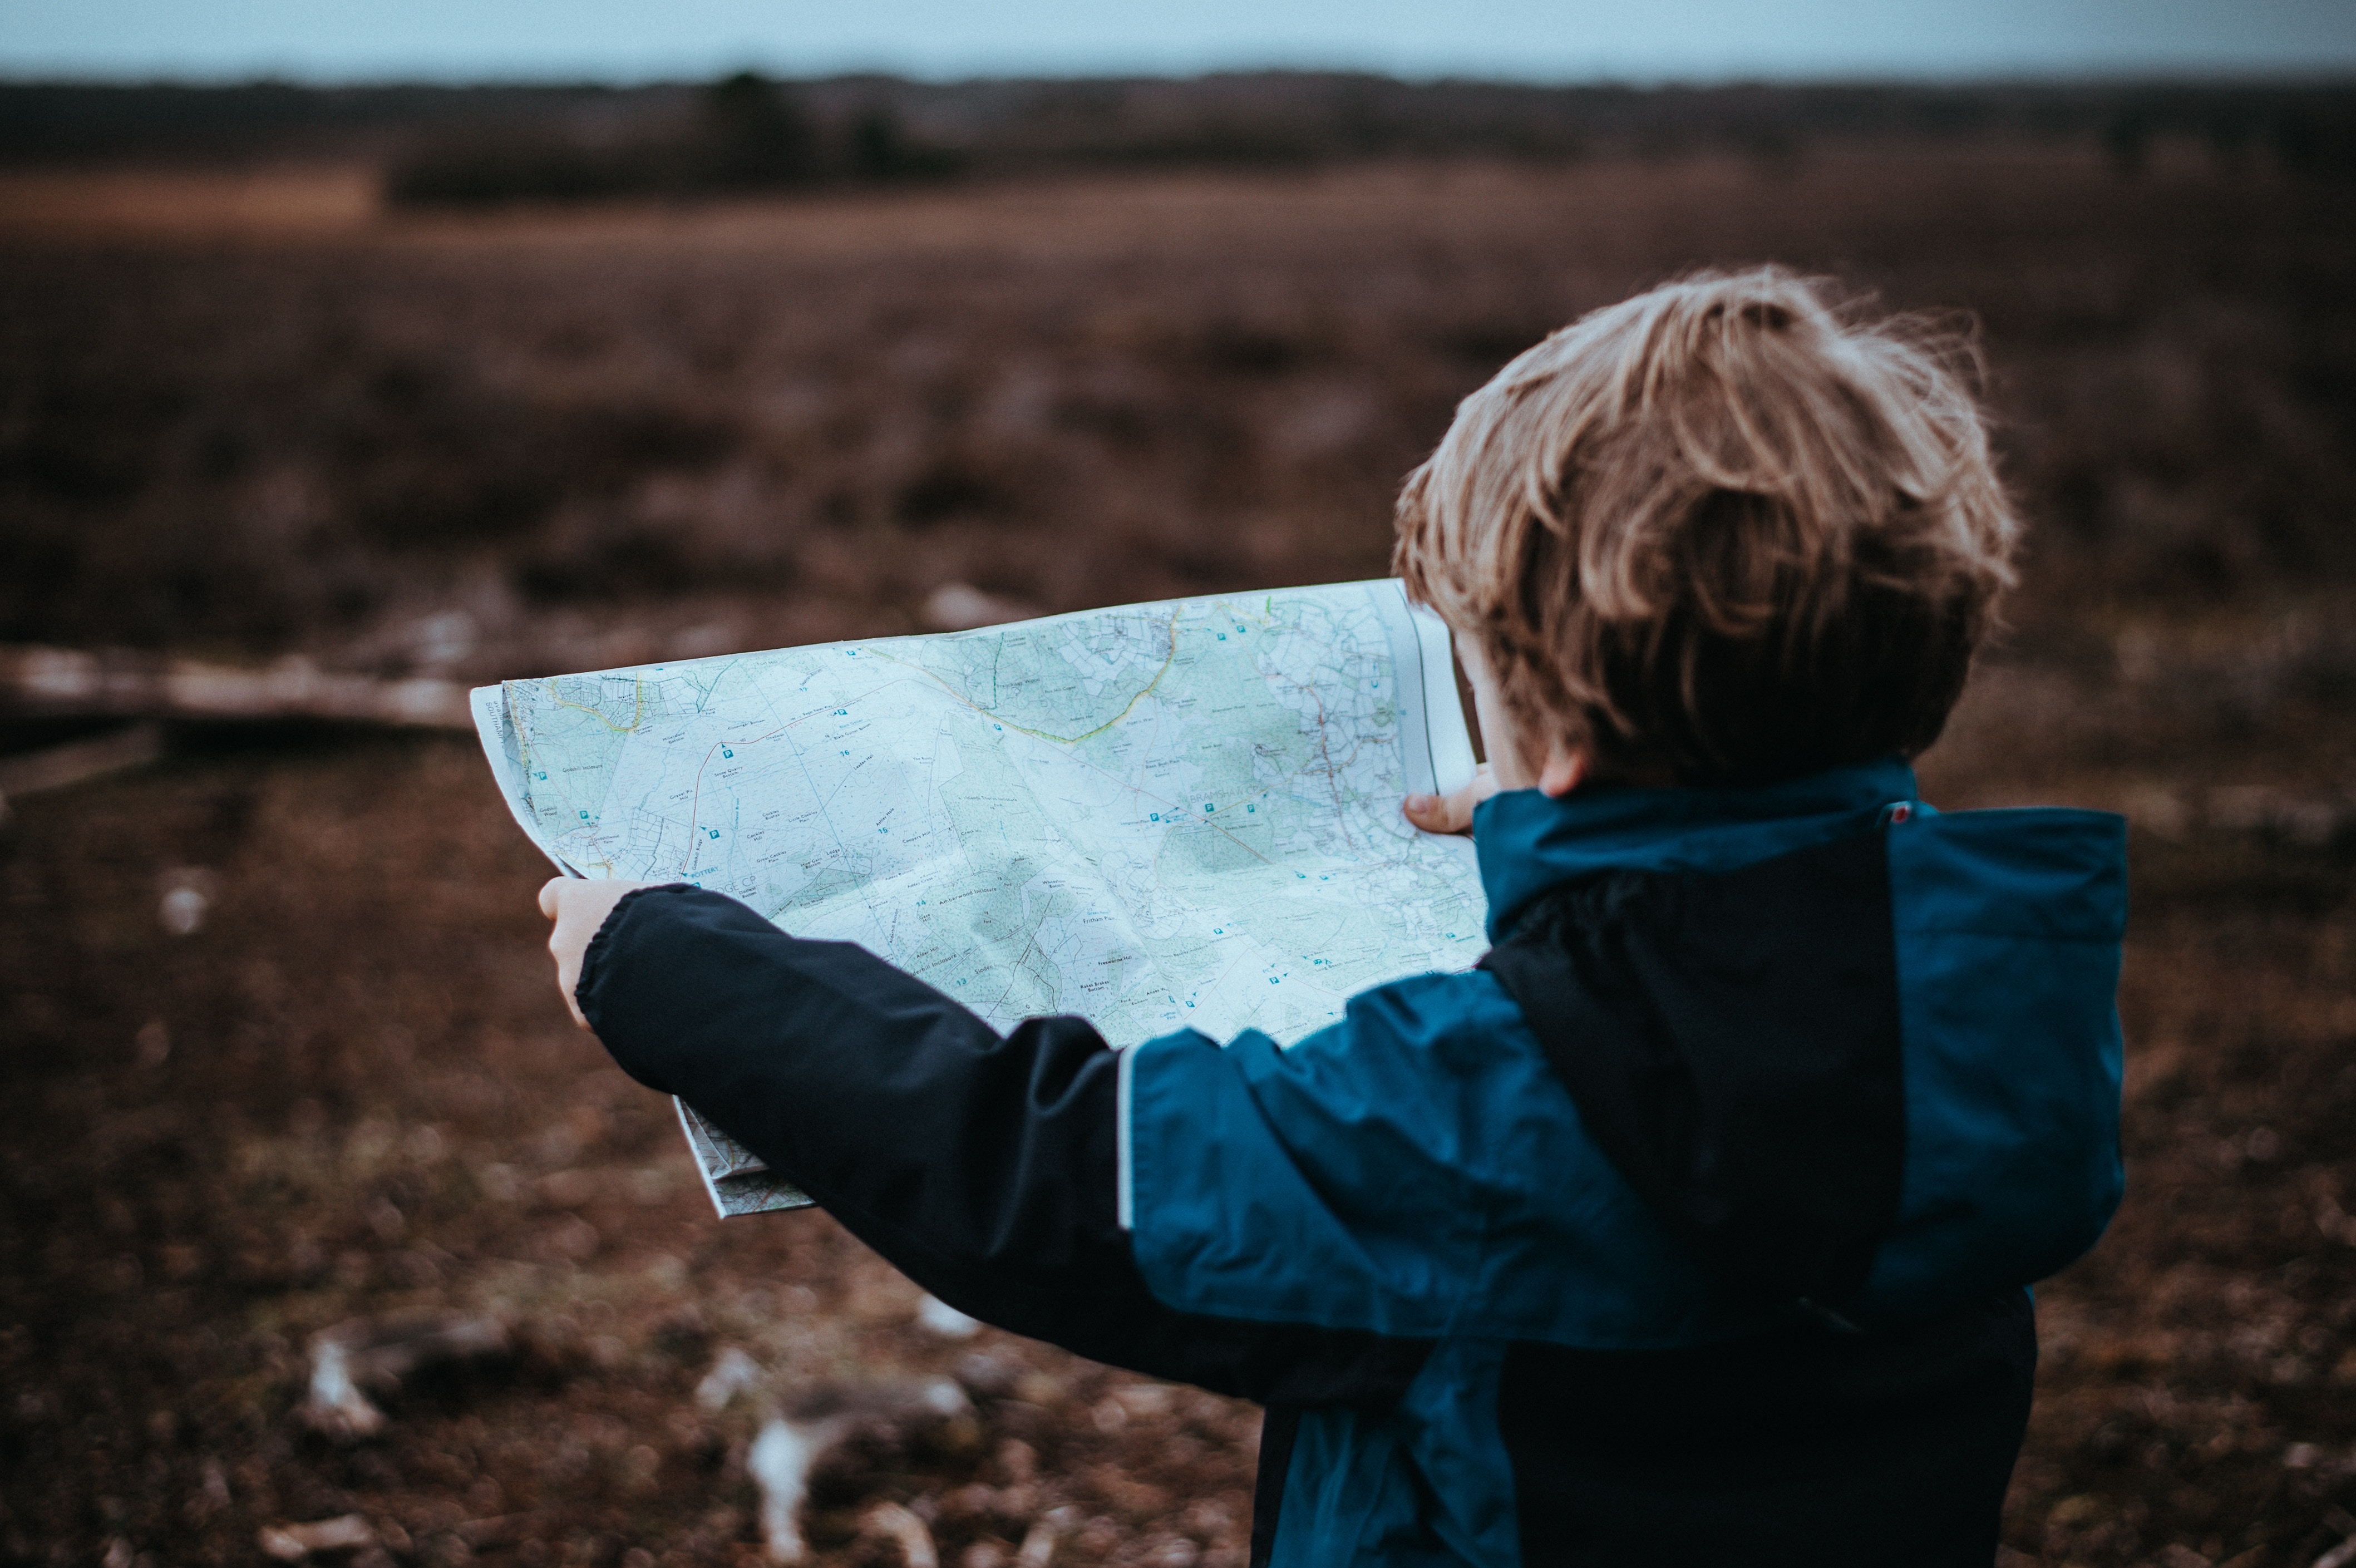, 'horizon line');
6,62,2356,92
